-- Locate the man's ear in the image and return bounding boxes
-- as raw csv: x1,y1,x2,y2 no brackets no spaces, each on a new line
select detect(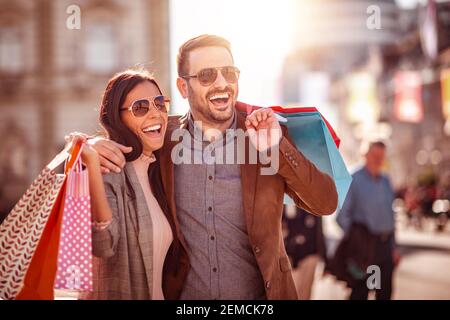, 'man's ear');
176,77,188,99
